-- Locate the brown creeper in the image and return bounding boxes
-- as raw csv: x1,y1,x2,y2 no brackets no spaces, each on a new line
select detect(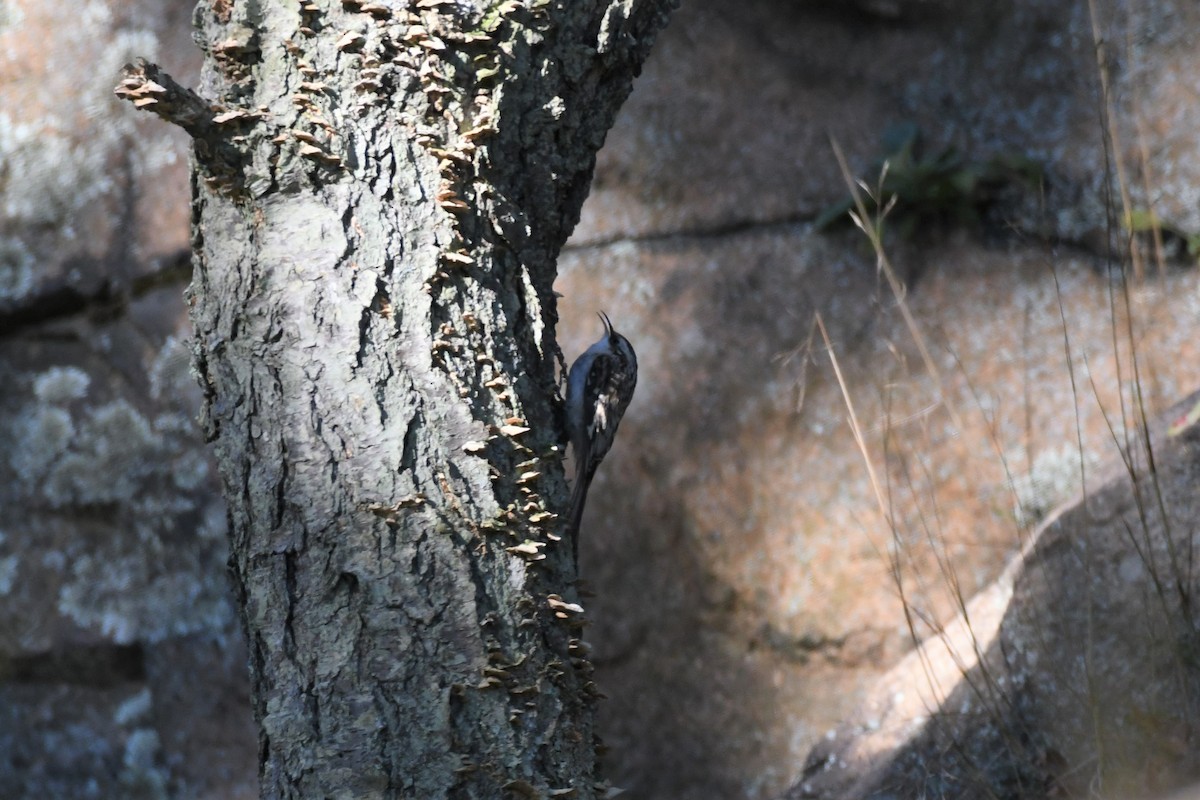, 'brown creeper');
565,312,638,559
